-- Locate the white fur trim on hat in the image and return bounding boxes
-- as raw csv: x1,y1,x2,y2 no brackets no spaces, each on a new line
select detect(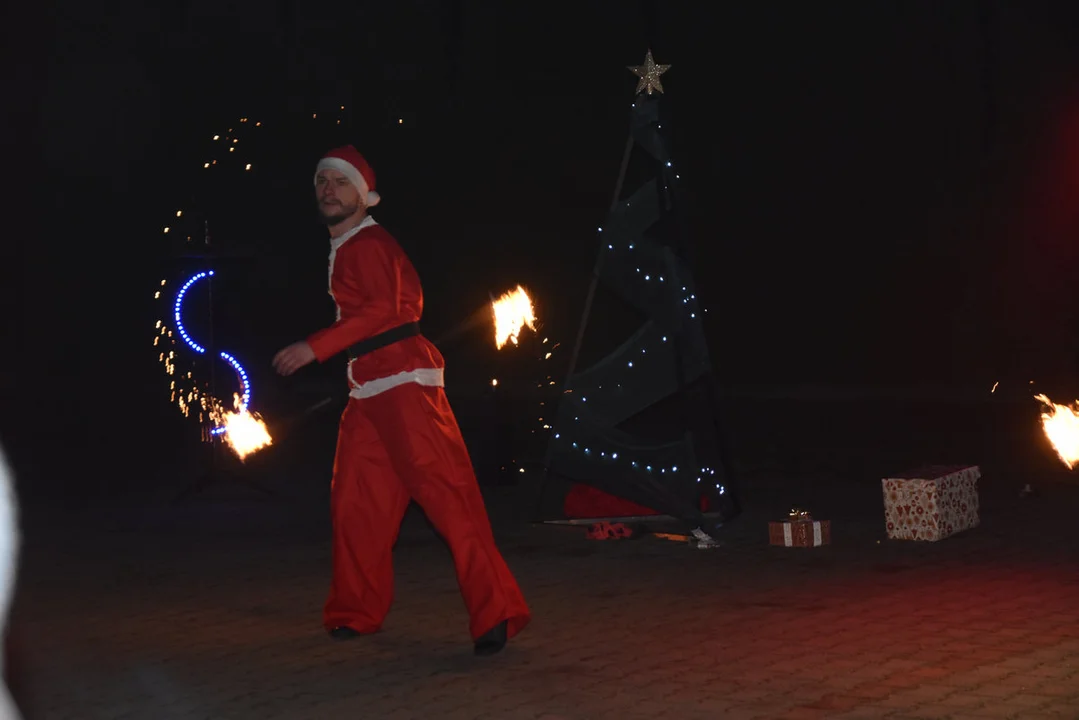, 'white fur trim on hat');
315,157,381,207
